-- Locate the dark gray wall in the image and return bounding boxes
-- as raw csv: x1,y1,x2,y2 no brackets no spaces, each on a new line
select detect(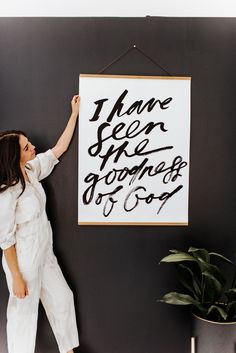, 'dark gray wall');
0,17,236,353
